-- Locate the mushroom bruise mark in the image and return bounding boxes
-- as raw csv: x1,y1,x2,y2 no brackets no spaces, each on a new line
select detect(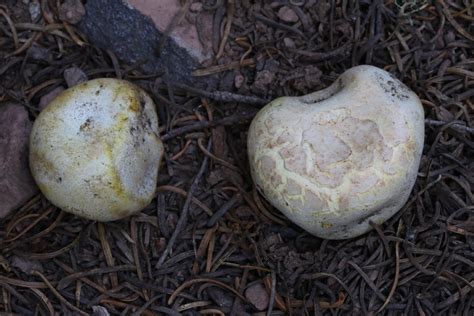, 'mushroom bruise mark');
79,118,93,132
